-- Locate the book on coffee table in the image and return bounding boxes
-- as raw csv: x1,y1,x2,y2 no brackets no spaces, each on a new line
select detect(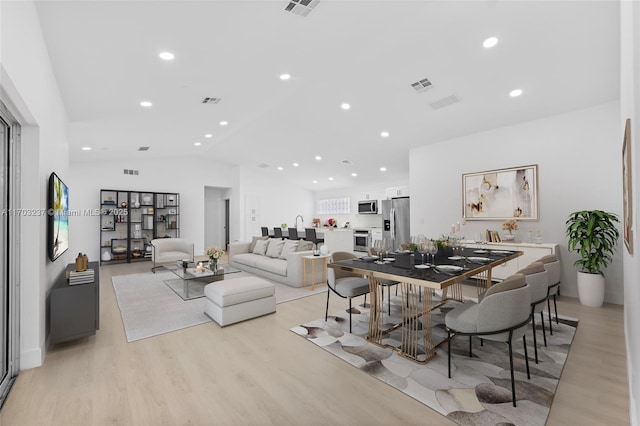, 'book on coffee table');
185,268,214,278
